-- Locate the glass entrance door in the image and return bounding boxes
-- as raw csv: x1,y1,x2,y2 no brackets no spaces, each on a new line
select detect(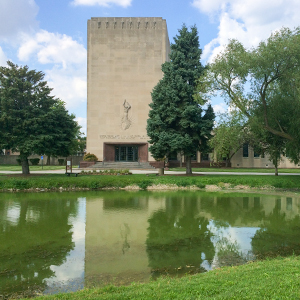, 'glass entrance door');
115,146,138,162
